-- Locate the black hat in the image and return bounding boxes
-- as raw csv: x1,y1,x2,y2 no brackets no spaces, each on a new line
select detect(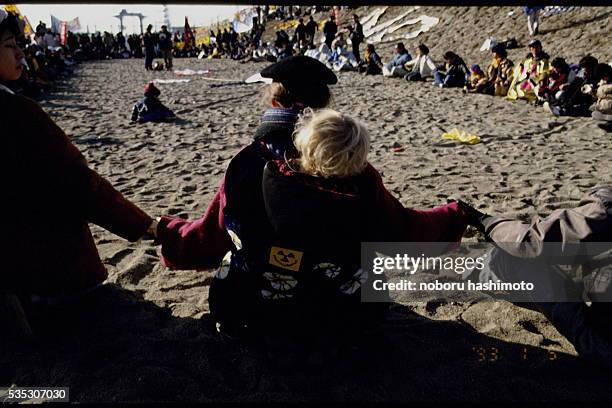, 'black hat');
260,56,337,90
528,39,541,48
